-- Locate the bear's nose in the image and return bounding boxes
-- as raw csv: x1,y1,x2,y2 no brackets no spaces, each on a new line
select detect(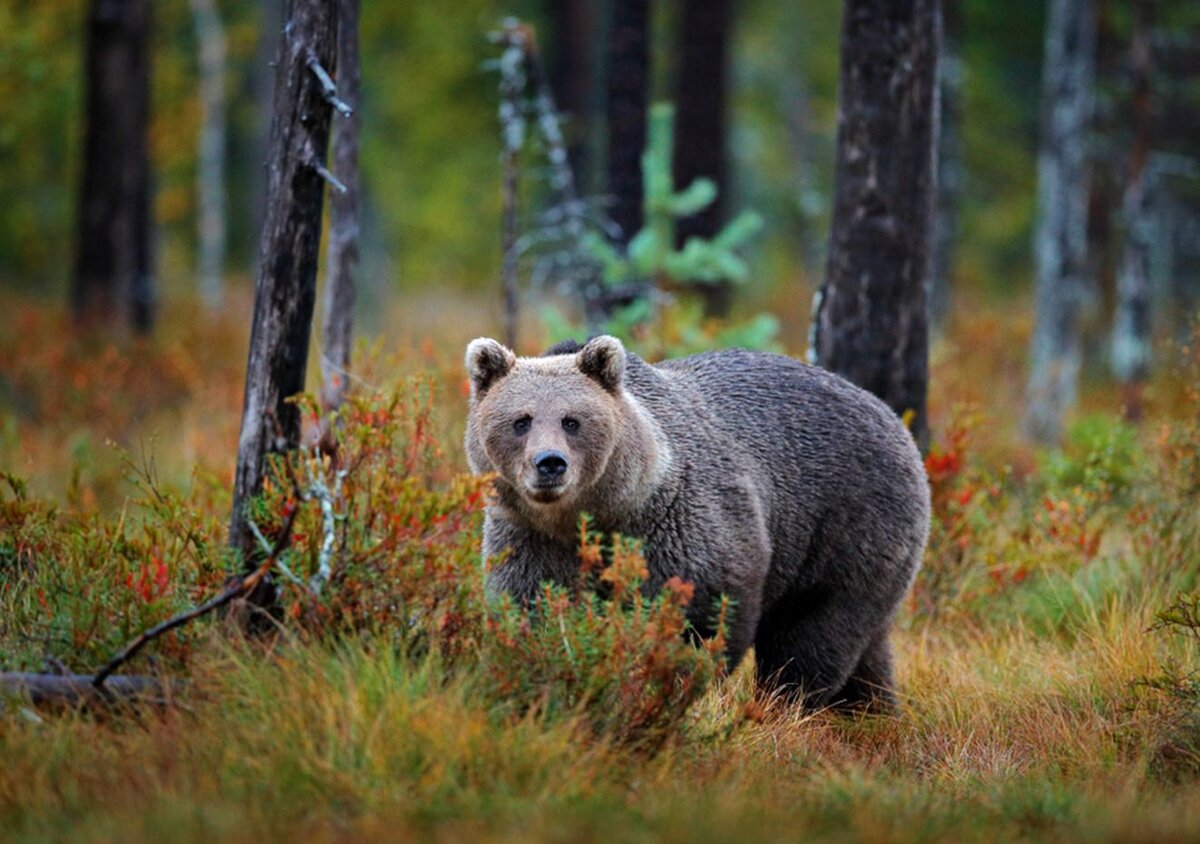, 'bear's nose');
534,450,568,479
